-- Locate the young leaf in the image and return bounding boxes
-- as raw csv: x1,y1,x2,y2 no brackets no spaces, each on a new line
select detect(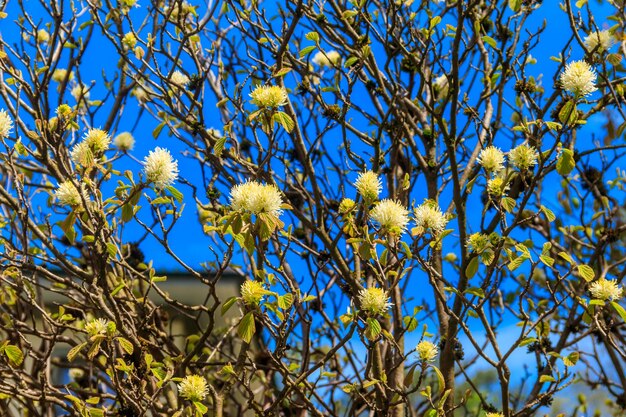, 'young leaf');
238,312,256,344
